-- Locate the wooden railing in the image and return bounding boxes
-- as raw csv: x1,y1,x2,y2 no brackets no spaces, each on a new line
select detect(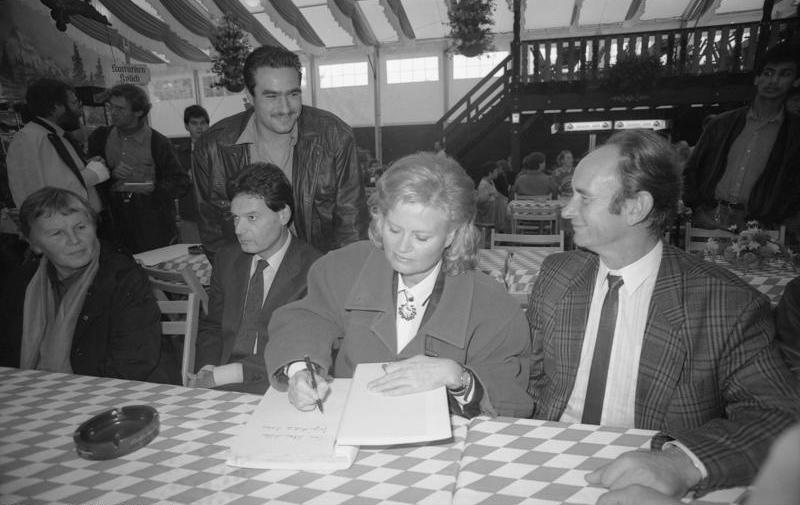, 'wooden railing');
522,18,799,83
